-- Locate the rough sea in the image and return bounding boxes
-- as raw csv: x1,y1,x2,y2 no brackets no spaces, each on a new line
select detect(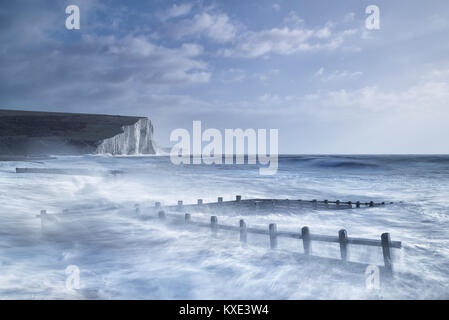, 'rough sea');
0,155,448,299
